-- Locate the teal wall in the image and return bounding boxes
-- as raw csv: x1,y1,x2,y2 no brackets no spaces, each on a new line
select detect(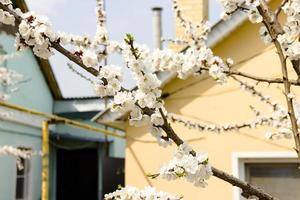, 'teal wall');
0,31,126,200
105,127,126,159
0,119,125,200
0,32,53,113
0,120,42,200
0,31,53,200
